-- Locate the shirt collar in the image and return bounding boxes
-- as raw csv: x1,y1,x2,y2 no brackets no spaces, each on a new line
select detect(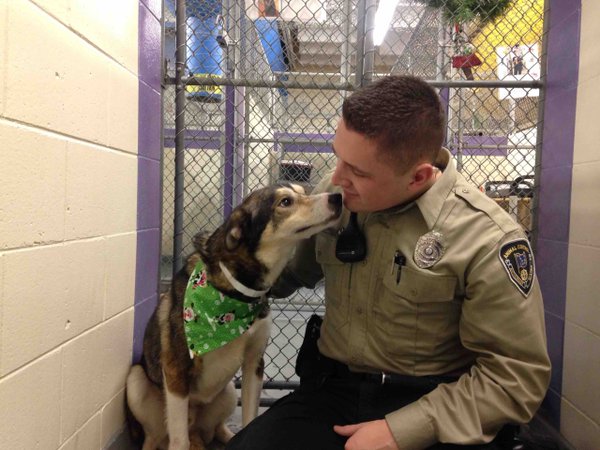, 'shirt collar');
415,147,457,230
